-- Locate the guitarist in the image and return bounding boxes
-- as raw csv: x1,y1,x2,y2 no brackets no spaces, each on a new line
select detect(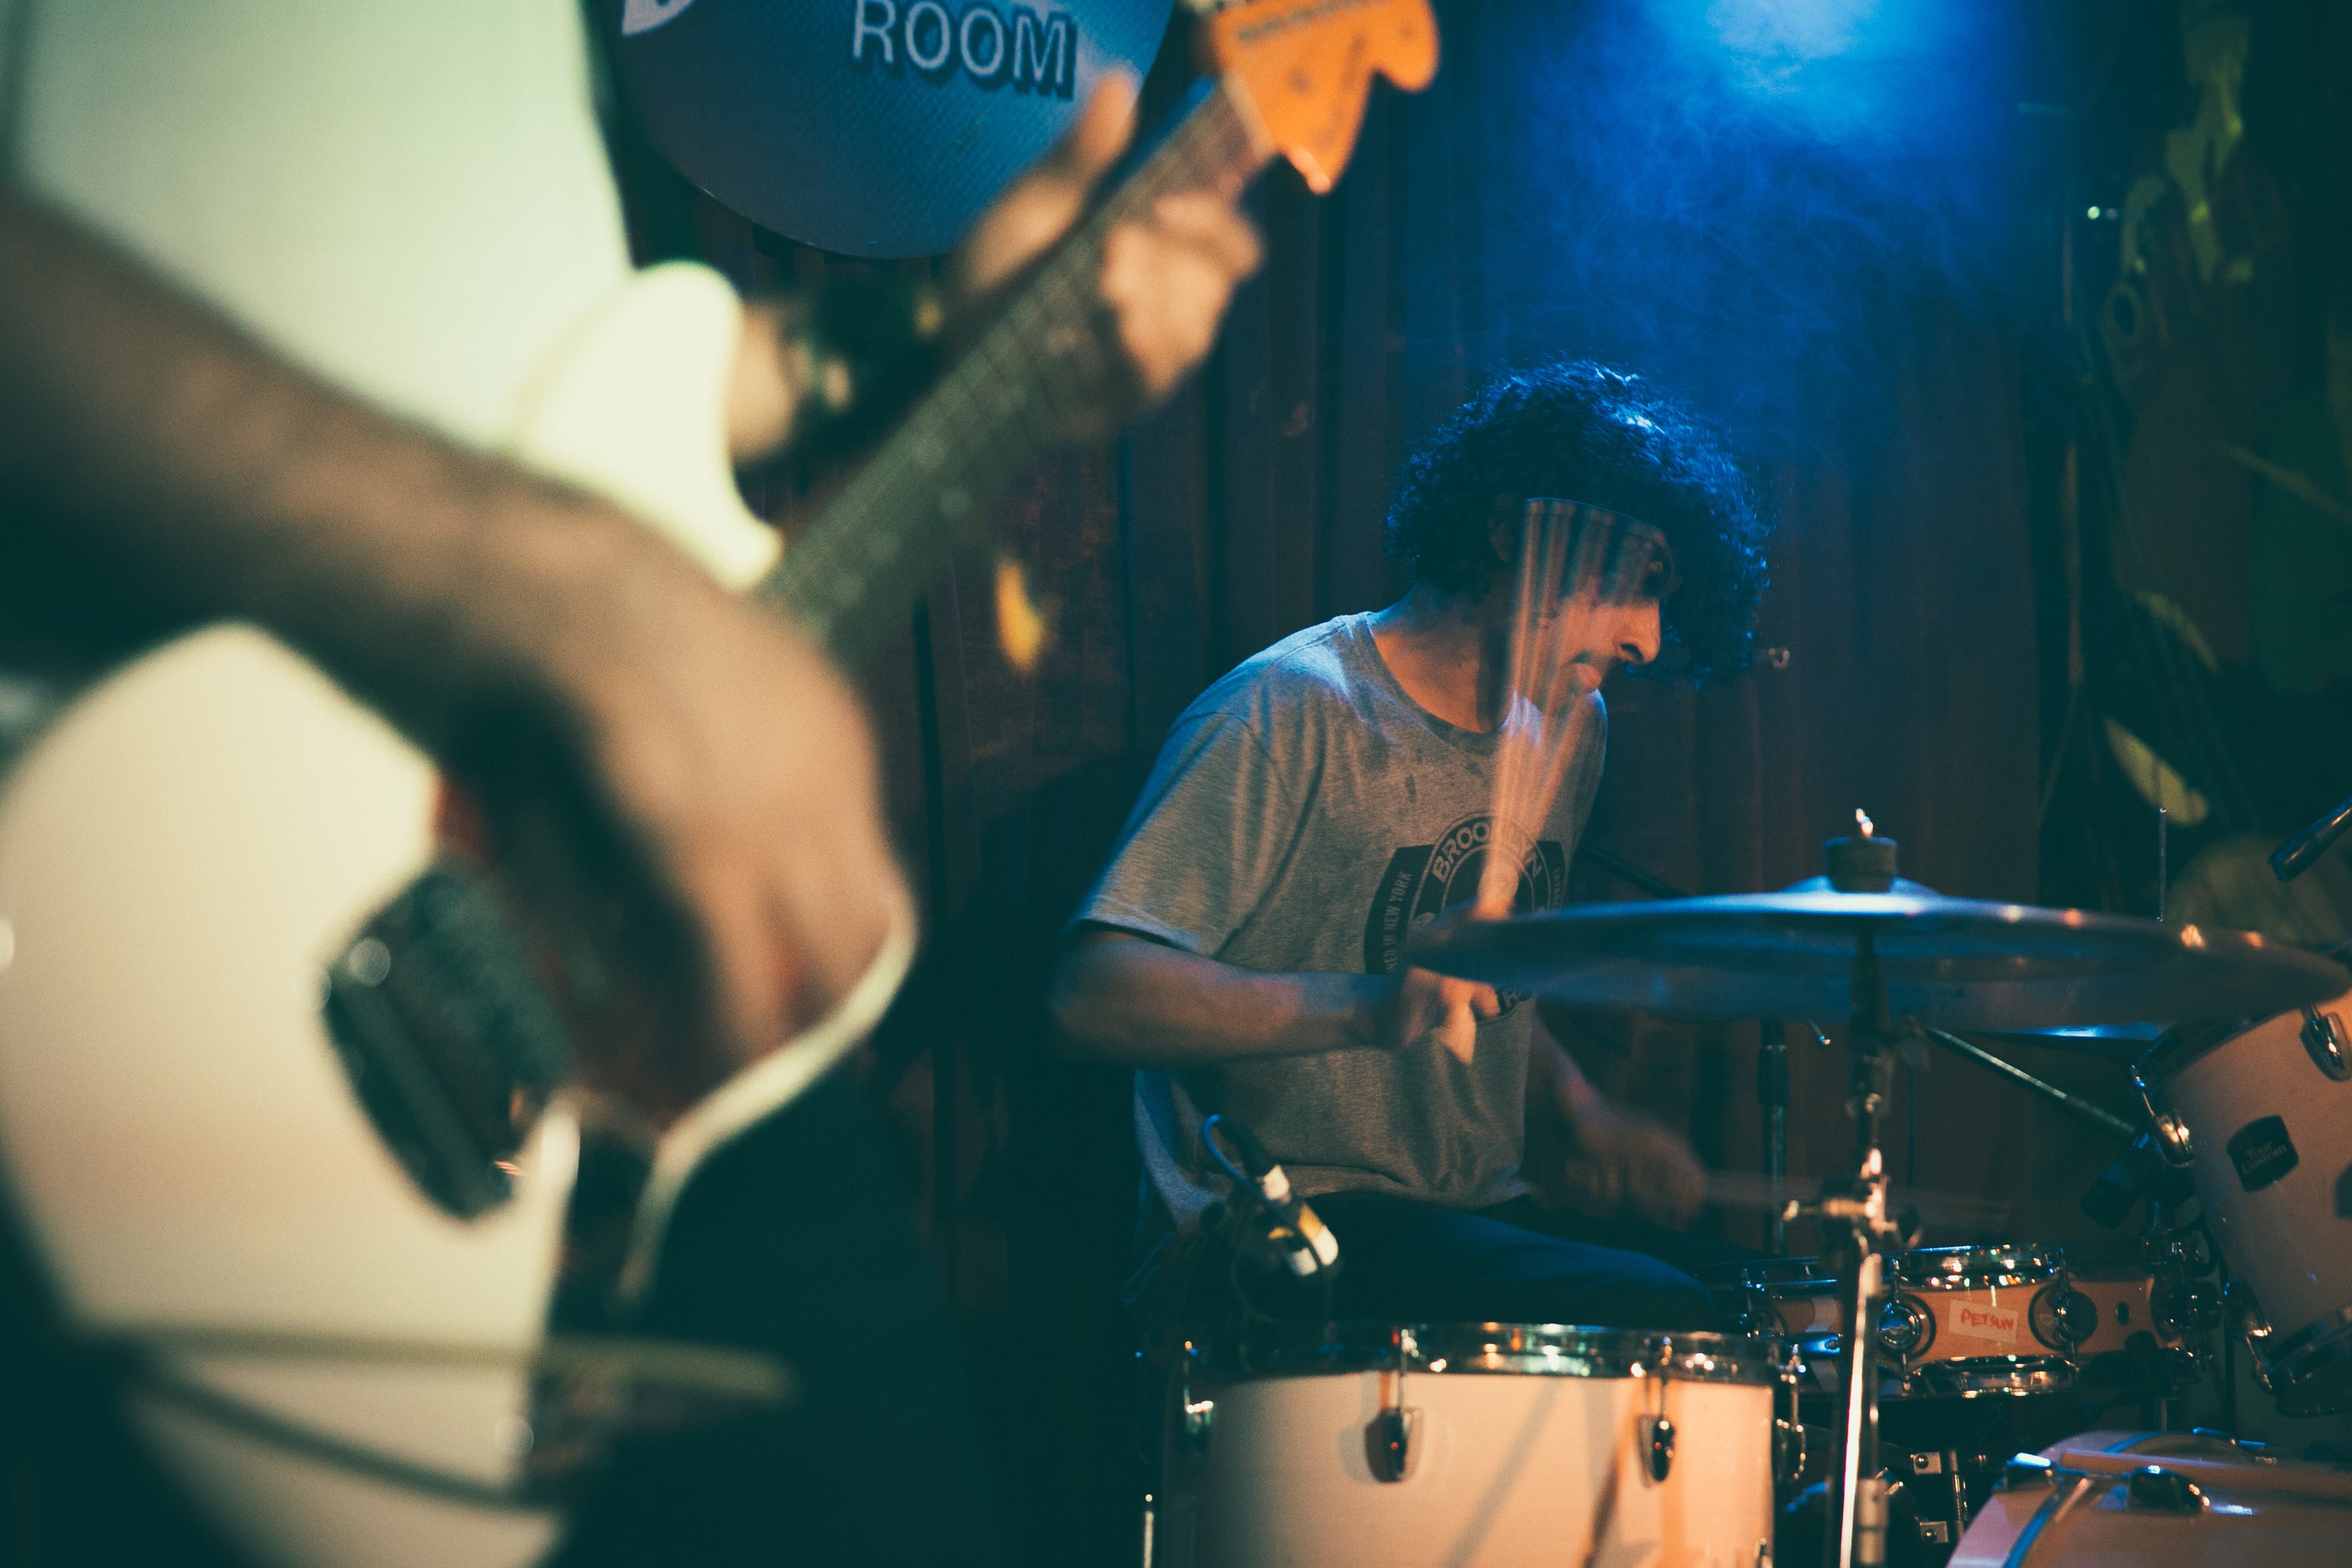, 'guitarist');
0,6,1255,1565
